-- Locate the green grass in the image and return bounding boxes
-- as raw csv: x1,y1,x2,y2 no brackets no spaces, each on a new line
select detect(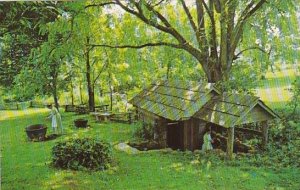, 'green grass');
256,63,298,109
1,109,299,190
